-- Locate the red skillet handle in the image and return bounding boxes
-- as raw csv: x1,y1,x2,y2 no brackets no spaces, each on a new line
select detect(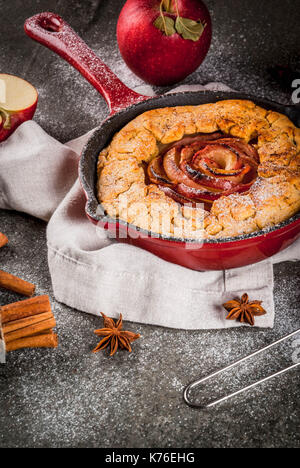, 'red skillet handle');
24,12,150,115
